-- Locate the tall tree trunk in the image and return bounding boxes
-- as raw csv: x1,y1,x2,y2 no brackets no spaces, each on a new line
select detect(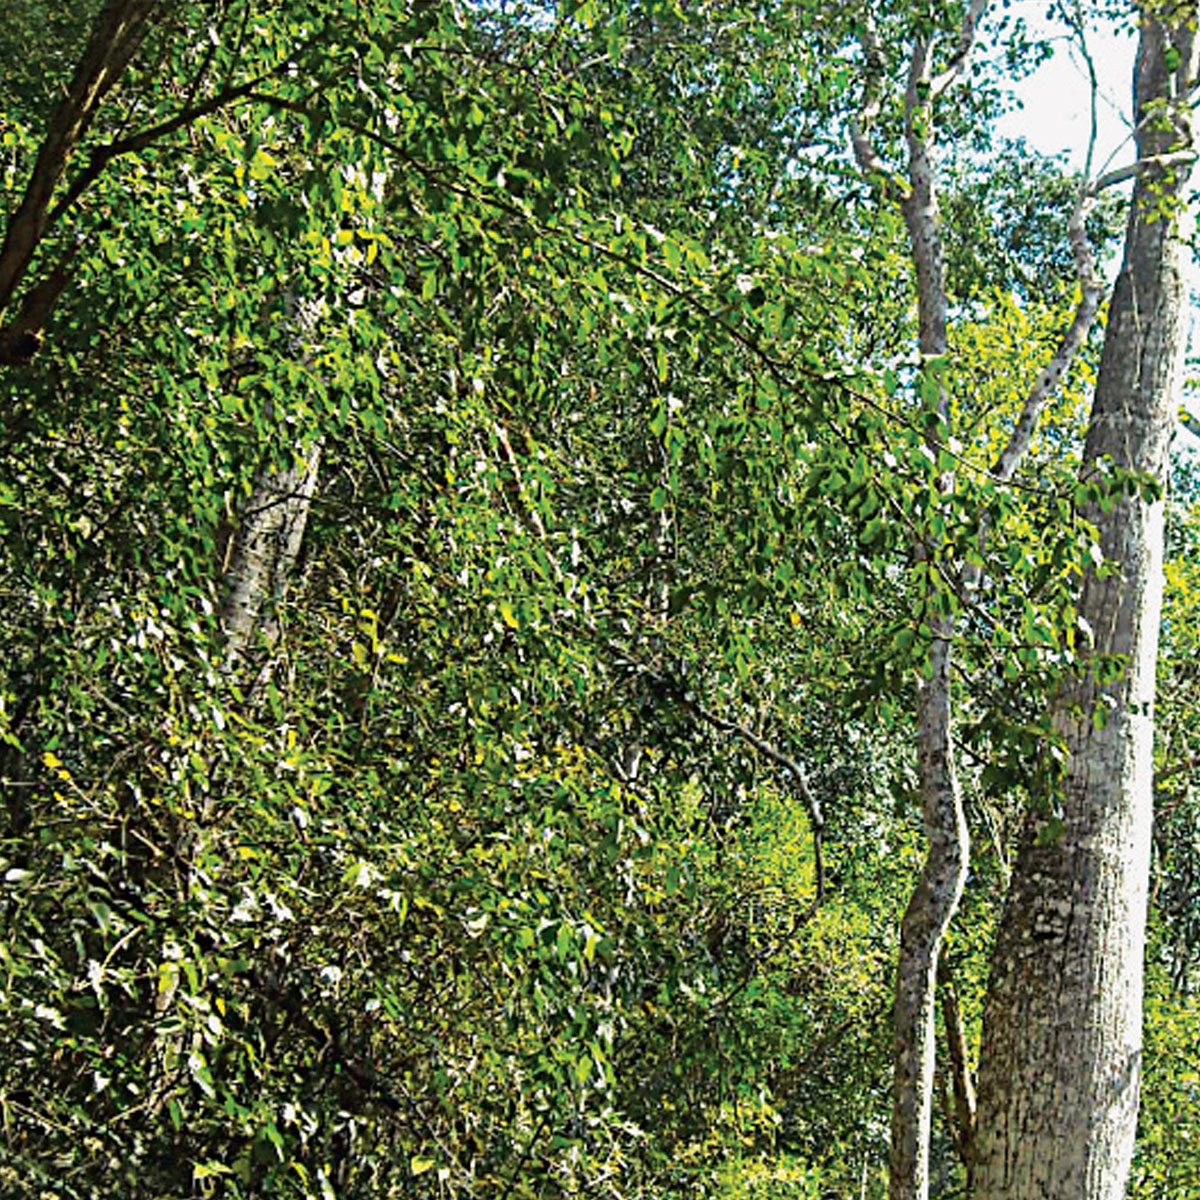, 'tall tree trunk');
221,289,325,678
151,432,321,1117
851,6,1116,1192
145,442,320,1120
886,39,971,1200
970,8,1198,1197
853,19,983,1197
